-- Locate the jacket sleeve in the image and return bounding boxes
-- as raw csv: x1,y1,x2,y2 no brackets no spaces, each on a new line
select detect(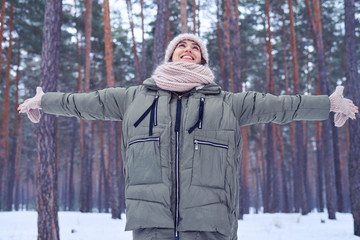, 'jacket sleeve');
231,91,330,127
41,86,138,121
